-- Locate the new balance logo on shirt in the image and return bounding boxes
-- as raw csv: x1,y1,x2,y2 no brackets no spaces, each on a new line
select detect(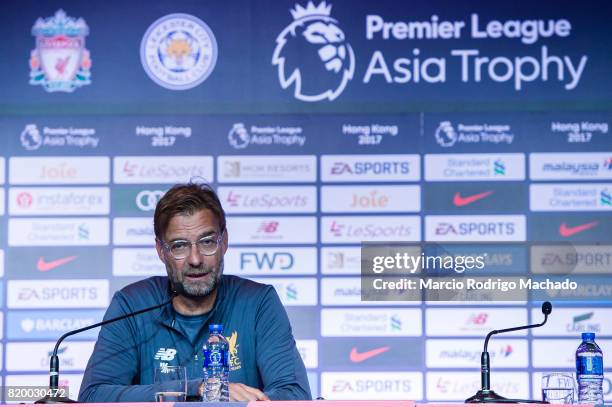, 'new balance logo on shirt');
154,348,177,361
